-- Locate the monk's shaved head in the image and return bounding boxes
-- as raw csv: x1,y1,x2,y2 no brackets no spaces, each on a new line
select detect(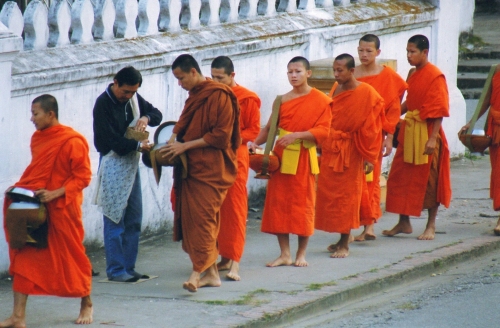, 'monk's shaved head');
211,56,234,75
32,94,59,119
408,34,429,51
334,54,355,70
360,34,380,50
172,54,202,74
288,56,310,70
